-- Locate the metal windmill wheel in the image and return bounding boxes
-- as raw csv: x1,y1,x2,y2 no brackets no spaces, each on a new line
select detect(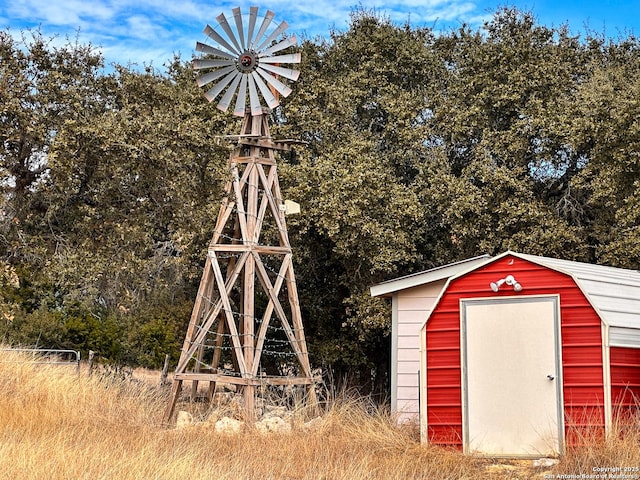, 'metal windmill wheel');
193,6,301,116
